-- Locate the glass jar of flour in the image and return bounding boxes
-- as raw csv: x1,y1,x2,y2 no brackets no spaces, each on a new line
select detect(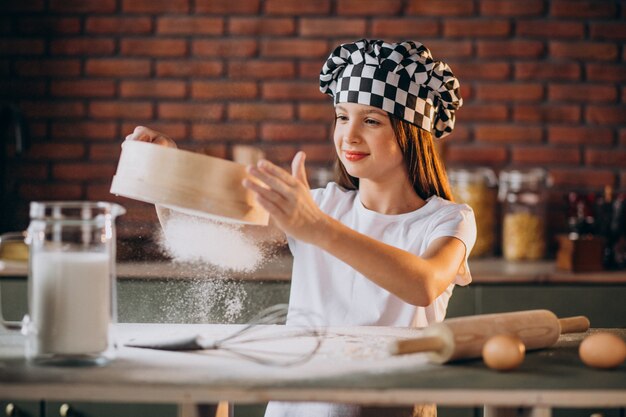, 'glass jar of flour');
0,201,125,366
498,169,549,261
